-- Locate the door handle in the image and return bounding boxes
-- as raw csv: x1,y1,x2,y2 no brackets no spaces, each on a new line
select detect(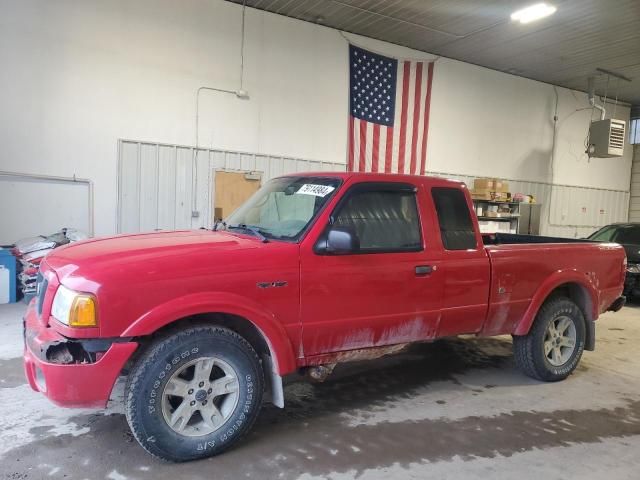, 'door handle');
415,265,435,275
